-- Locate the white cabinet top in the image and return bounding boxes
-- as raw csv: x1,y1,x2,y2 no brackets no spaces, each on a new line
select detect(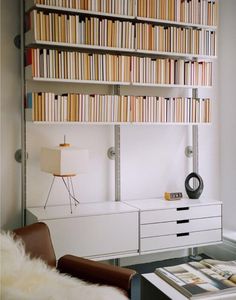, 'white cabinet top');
123,198,222,211
27,201,139,220
27,199,222,220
